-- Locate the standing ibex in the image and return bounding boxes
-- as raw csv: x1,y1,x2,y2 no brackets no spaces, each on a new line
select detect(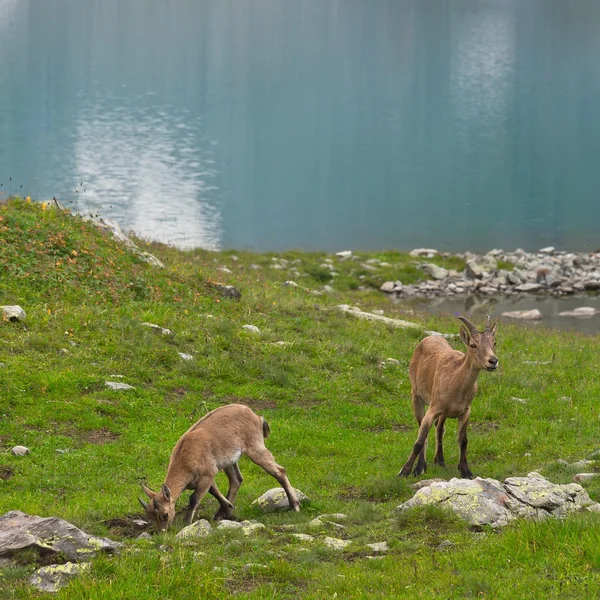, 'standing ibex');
398,315,498,479
139,404,300,532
